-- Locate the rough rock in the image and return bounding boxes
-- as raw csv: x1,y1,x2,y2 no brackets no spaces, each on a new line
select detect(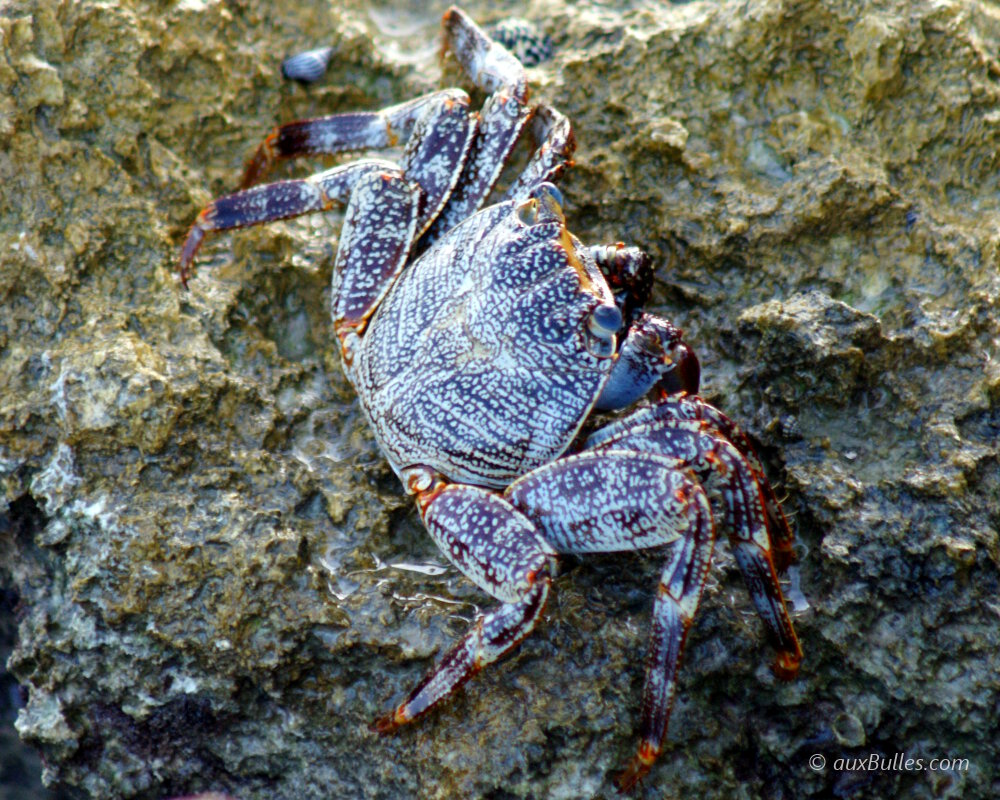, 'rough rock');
1,1,998,798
